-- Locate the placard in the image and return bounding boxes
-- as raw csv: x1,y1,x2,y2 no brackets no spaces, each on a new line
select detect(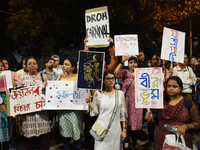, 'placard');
78,51,105,90
85,6,110,47
114,34,139,56
161,27,186,63
45,81,88,110
135,68,163,109
6,85,45,116
0,71,13,92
